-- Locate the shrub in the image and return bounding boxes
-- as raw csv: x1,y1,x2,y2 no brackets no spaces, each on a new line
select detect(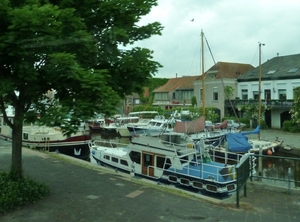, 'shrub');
0,172,50,214
282,120,292,132
282,120,300,133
